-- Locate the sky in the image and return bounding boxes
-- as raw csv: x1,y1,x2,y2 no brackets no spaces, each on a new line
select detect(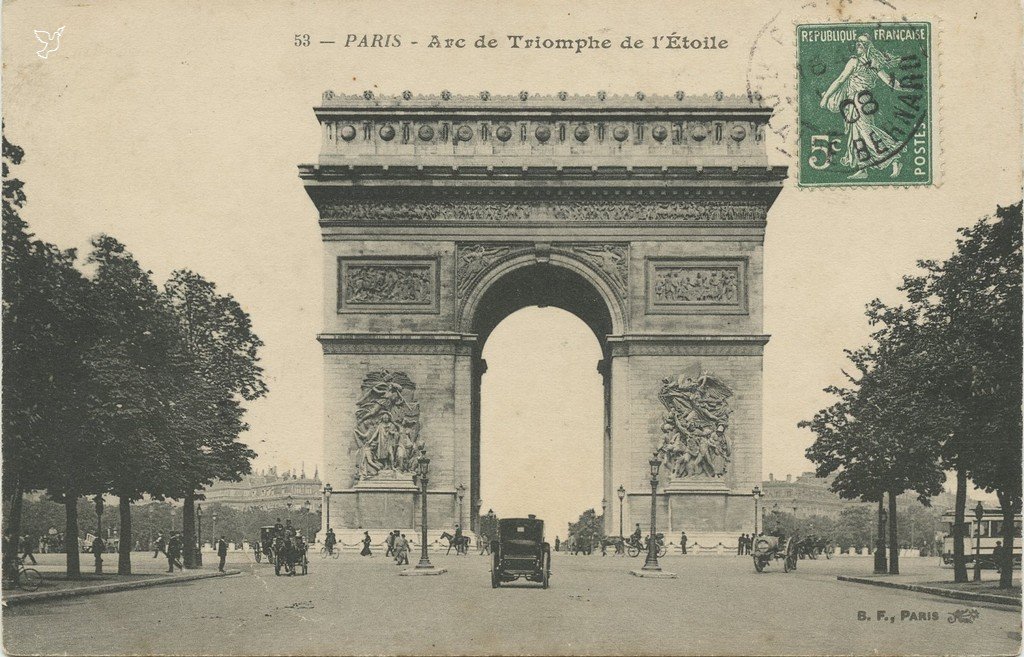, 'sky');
2,0,1020,531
